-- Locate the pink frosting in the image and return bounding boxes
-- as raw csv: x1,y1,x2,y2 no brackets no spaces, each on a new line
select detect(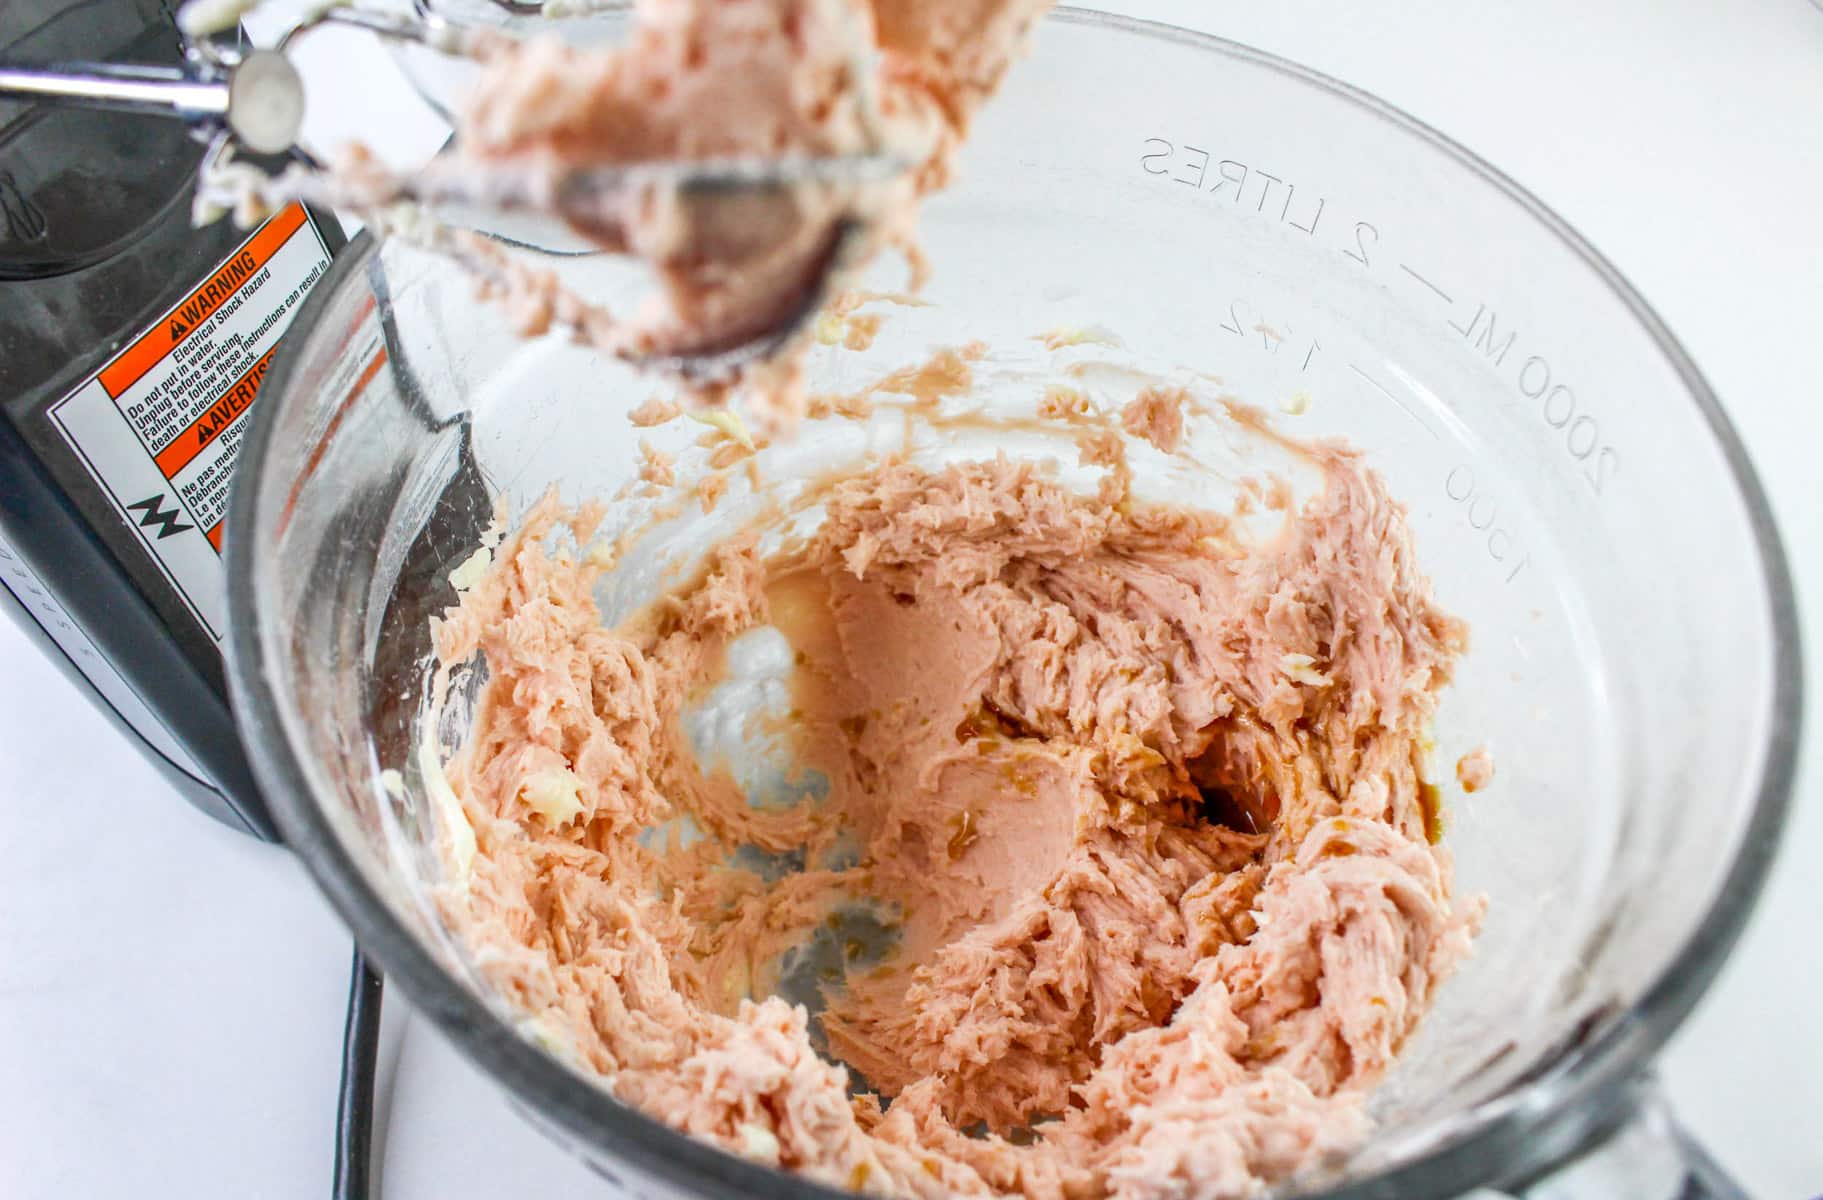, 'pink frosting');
299,0,1055,420
428,424,1480,1197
